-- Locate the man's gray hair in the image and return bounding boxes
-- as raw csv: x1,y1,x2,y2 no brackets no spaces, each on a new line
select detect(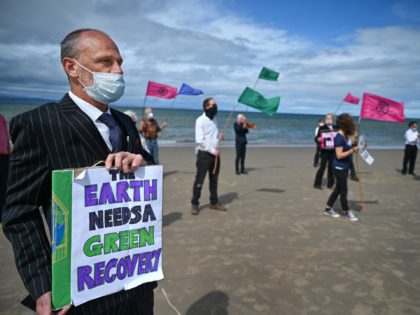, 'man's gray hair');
60,28,110,61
